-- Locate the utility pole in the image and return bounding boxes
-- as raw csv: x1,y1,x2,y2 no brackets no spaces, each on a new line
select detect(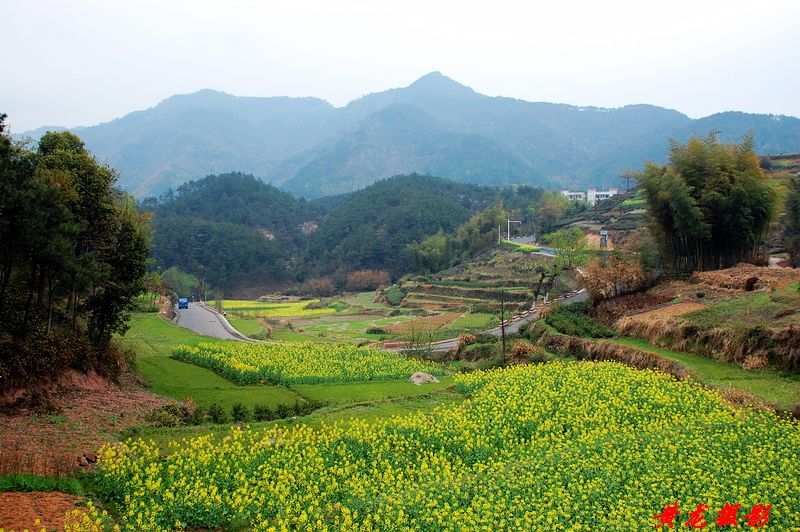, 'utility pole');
507,219,521,241
498,225,502,244
499,291,507,358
